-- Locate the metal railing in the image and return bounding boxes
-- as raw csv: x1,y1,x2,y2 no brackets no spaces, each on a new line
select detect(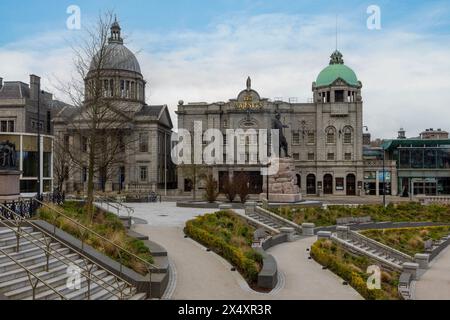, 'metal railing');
33,199,155,297
0,203,137,300
94,195,134,218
